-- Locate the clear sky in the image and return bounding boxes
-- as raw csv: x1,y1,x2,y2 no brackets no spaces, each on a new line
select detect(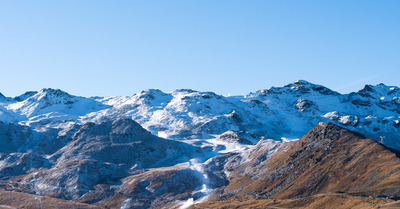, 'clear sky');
0,1,399,97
